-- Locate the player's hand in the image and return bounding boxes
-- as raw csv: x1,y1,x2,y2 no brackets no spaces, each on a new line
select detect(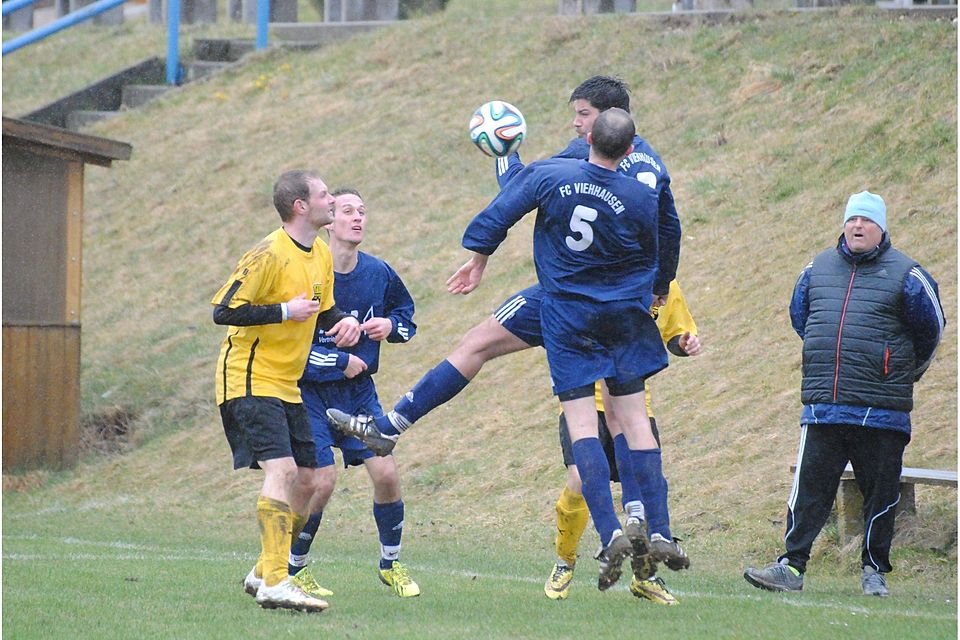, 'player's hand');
326,316,361,347
679,331,701,356
286,293,321,322
360,317,392,341
447,253,488,295
652,294,668,308
343,354,367,379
